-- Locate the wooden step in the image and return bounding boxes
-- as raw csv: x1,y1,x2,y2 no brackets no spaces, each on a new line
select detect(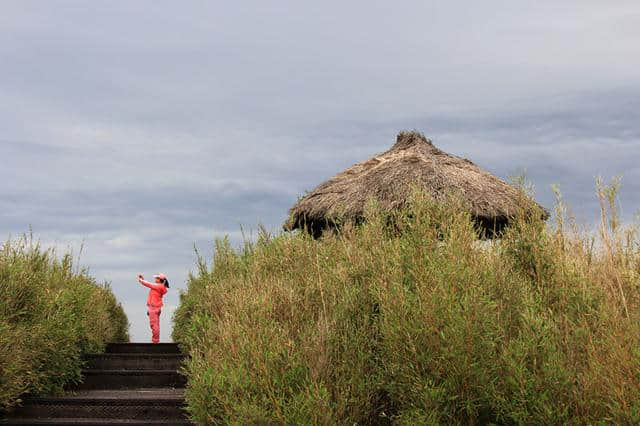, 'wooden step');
3,389,188,422
76,370,186,390
85,353,185,371
1,419,191,425
105,343,181,354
